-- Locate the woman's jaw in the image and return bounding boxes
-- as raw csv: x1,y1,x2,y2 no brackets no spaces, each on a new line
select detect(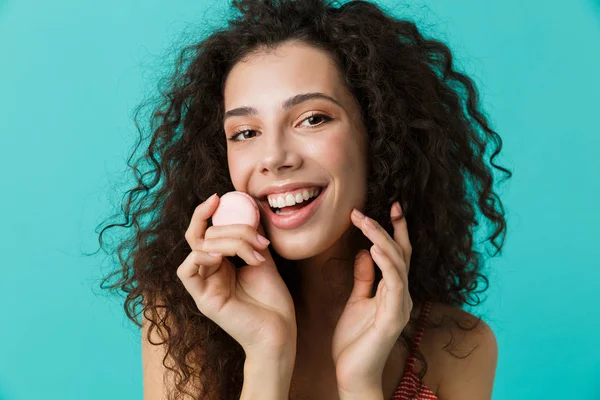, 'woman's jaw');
260,182,355,261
